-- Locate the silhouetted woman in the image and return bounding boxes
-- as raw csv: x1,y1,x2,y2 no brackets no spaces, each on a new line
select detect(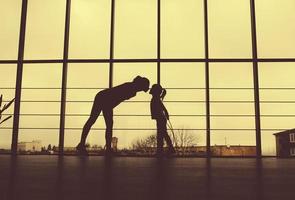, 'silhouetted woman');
77,76,150,155
150,84,175,156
